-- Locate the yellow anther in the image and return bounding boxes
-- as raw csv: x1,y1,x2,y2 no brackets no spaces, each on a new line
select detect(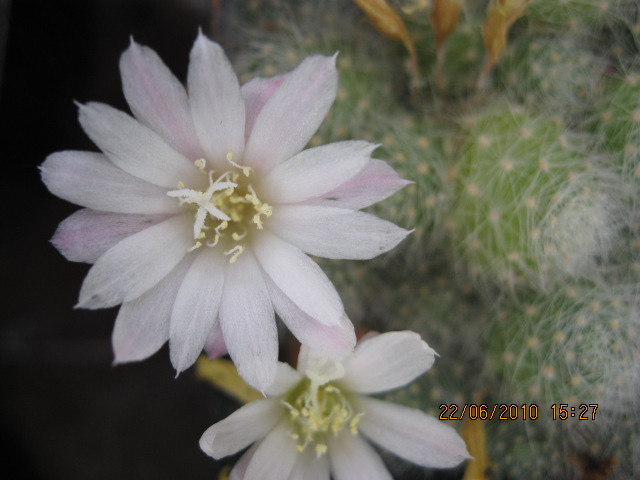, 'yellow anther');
197,232,206,239
226,151,253,177
194,158,206,171
296,445,304,453
188,241,202,252
315,444,328,457
177,181,185,188
349,416,361,435
245,193,260,206
224,245,244,264
252,214,264,230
